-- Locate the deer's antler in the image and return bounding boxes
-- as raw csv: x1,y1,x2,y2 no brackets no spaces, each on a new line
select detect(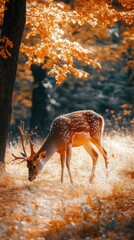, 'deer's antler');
28,138,36,159
12,153,27,162
12,121,36,162
18,121,35,157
